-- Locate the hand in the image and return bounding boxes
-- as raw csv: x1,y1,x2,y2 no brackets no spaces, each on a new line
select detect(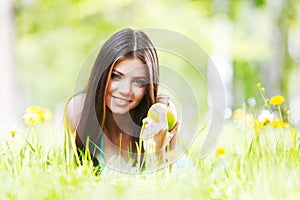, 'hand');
141,105,175,153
